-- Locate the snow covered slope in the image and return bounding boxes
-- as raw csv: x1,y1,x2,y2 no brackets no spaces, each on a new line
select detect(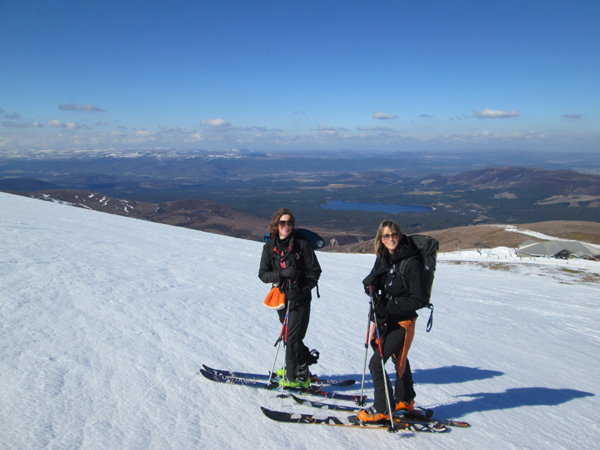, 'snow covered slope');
1,192,599,449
